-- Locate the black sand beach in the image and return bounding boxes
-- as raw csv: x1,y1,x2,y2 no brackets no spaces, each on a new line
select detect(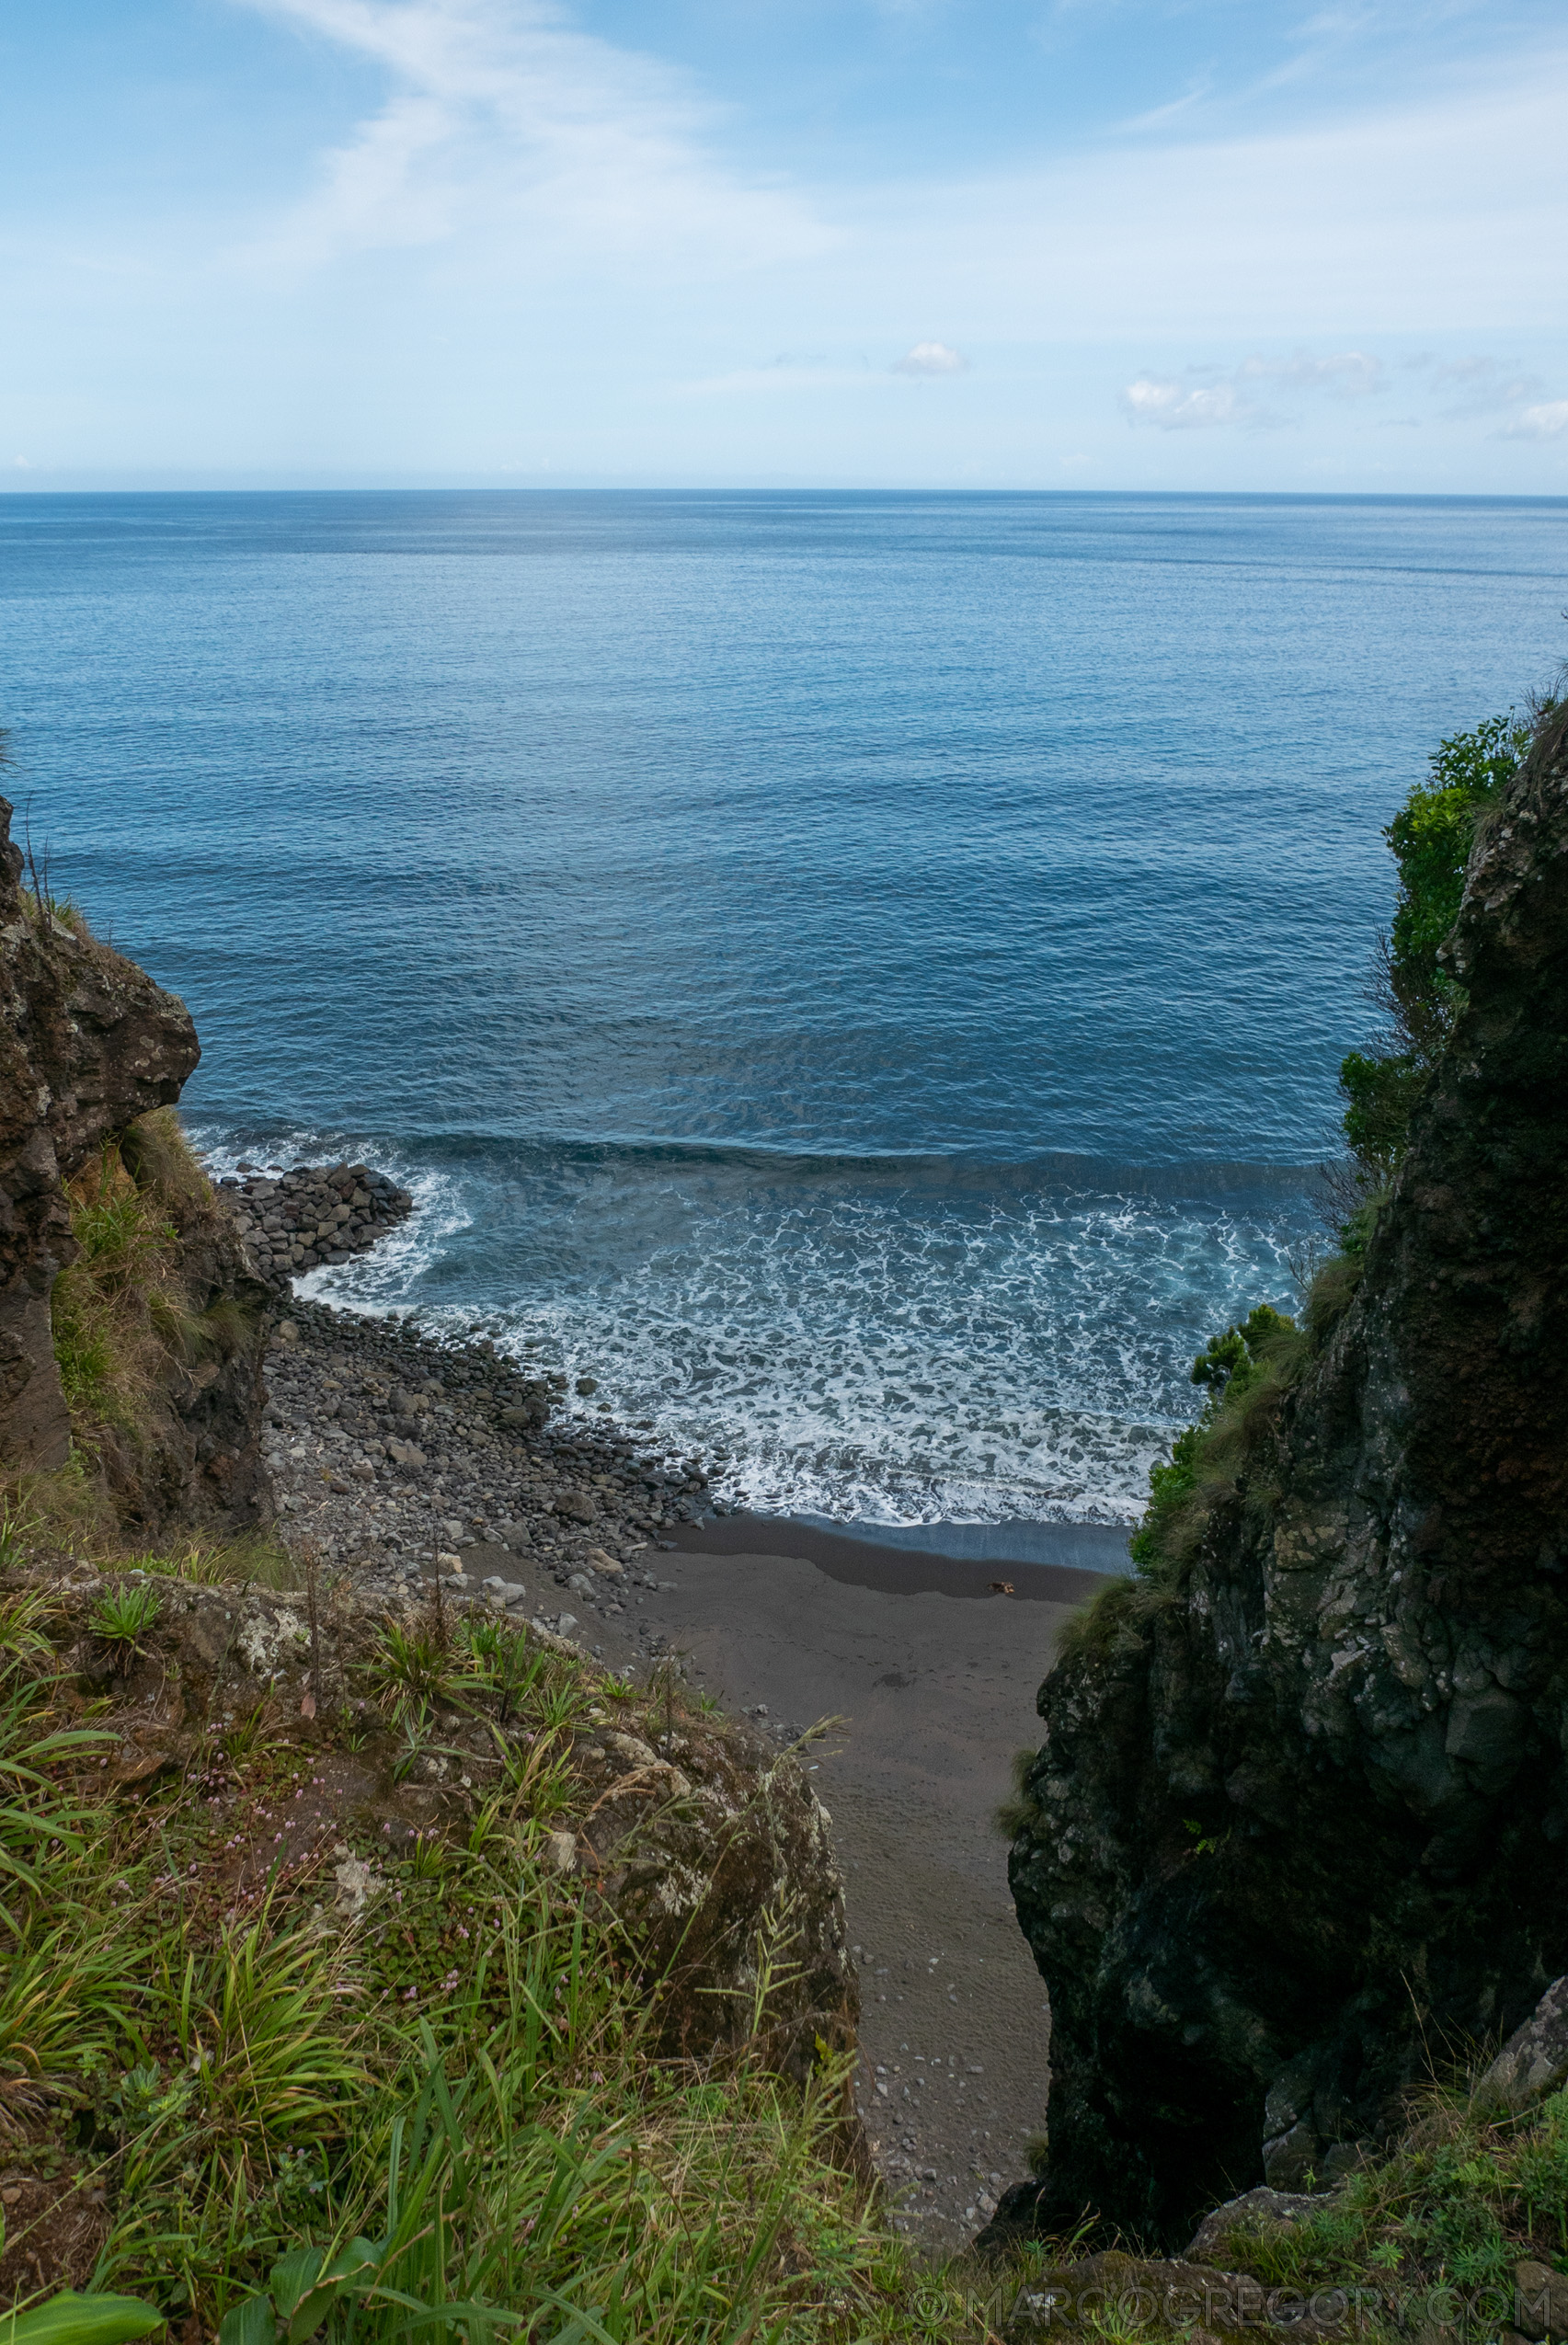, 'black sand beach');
589,1523,1117,2243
